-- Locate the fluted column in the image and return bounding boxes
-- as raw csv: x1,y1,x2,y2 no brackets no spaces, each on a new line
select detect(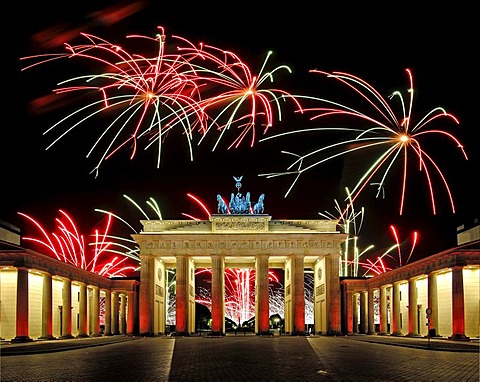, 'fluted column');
291,255,305,335
90,286,101,337
255,254,270,335
60,278,74,339
104,290,112,336
379,286,389,335
391,281,403,336
120,294,127,334
210,255,225,335
39,272,54,340
450,266,469,340
112,291,120,335
77,282,89,337
175,255,189,335
427,272,439,337
345,290,353,334
139,254,154,336
367,288,375,334
359,291,367,334
12,267,32,342
352,293,359,334
127,290,136,335
407,277,419,337
326,253,342,335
